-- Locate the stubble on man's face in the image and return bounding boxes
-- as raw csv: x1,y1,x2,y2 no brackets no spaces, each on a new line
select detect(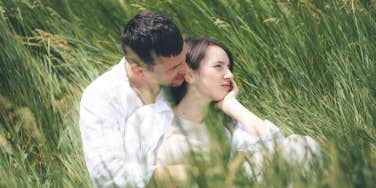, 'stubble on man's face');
155,47,187,87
